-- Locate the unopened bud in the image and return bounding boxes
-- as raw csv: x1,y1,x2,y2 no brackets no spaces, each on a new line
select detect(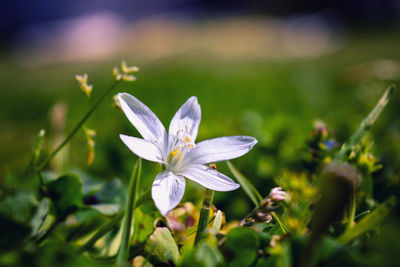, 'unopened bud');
113,67,119,77
269,187,288,202
121,74,136,82
75,73,93,98
121,61,139,73
113,95,122,111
